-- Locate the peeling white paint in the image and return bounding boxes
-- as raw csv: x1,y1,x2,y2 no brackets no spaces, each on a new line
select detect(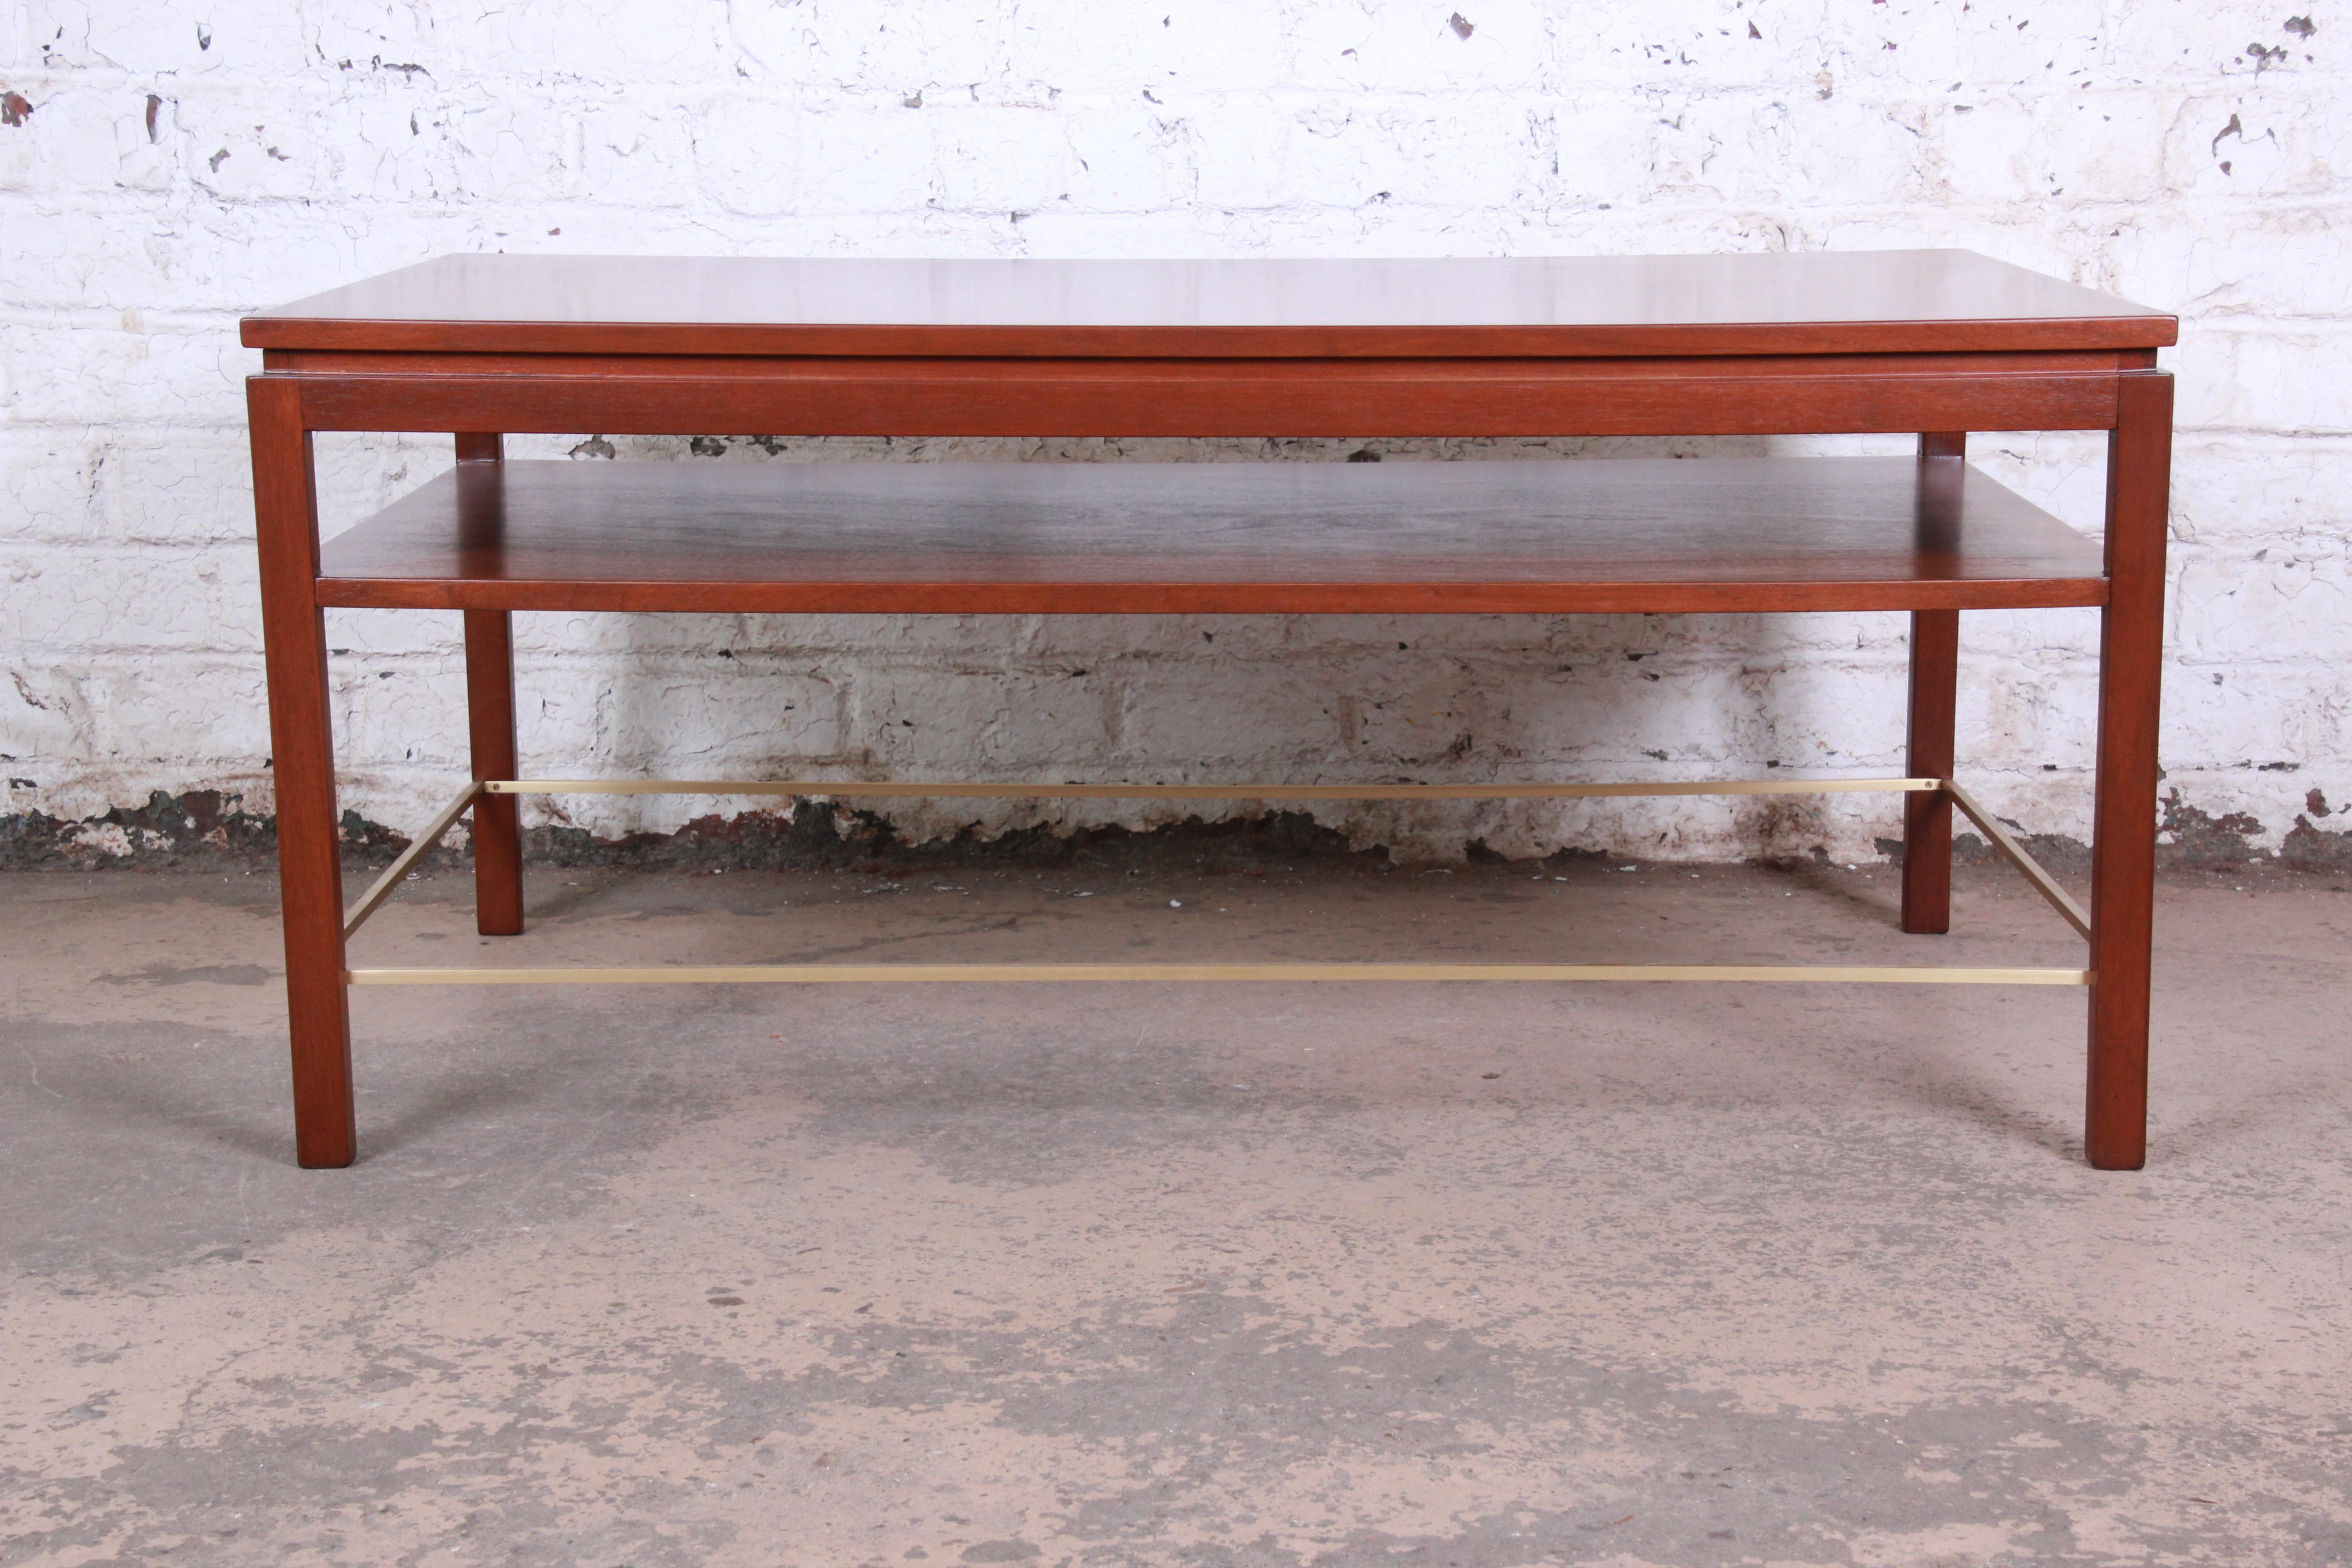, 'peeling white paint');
2,2,2346,861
